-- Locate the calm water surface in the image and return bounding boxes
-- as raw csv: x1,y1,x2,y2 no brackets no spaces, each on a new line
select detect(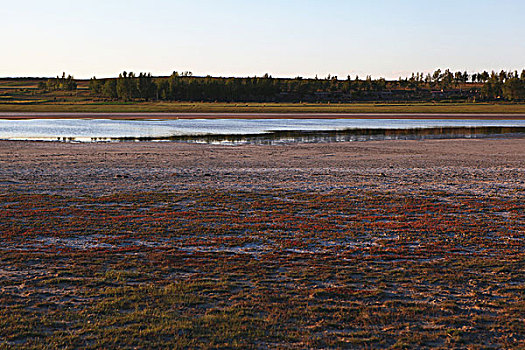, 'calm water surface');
0,118,524,143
